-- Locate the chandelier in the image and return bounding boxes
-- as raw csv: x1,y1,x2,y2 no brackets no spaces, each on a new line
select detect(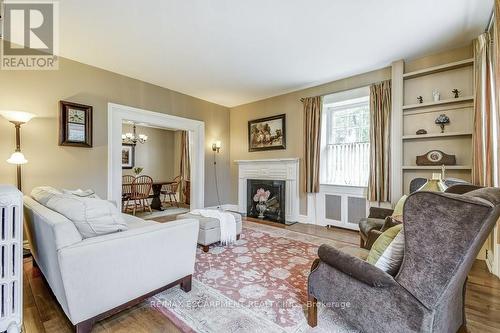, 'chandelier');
122,124,148,145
